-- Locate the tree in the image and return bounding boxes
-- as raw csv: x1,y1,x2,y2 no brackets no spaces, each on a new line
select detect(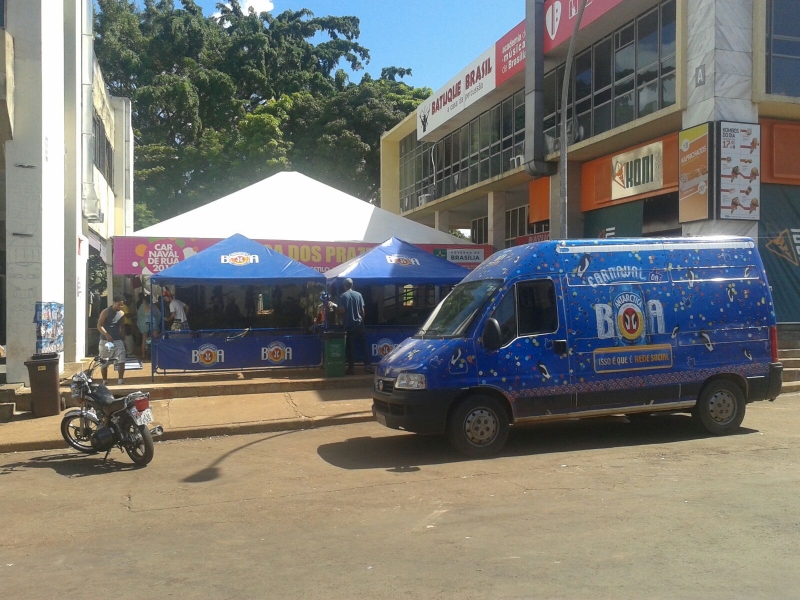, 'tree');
94,0,430,222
